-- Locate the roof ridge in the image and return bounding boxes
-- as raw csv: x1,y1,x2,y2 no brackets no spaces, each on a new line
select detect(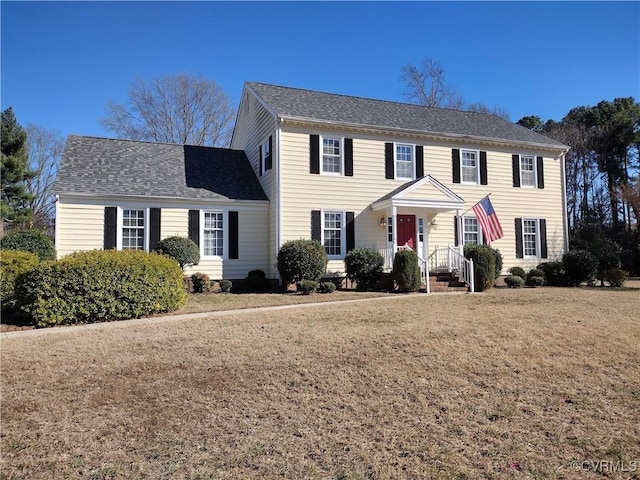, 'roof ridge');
67,134,240,151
